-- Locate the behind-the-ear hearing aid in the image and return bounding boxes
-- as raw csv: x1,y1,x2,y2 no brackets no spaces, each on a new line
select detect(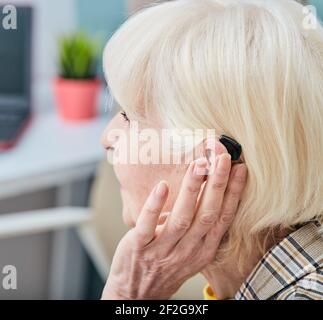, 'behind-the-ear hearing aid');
219,135,242,161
